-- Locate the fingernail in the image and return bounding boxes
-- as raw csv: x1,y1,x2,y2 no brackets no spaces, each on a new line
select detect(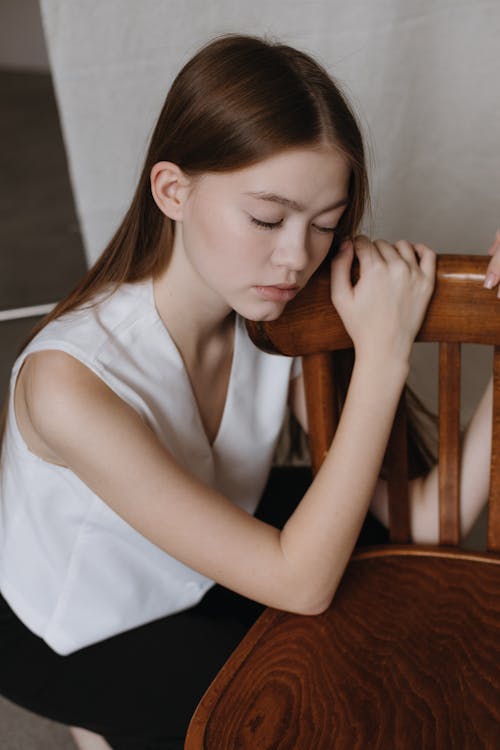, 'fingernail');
484,272,498,290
